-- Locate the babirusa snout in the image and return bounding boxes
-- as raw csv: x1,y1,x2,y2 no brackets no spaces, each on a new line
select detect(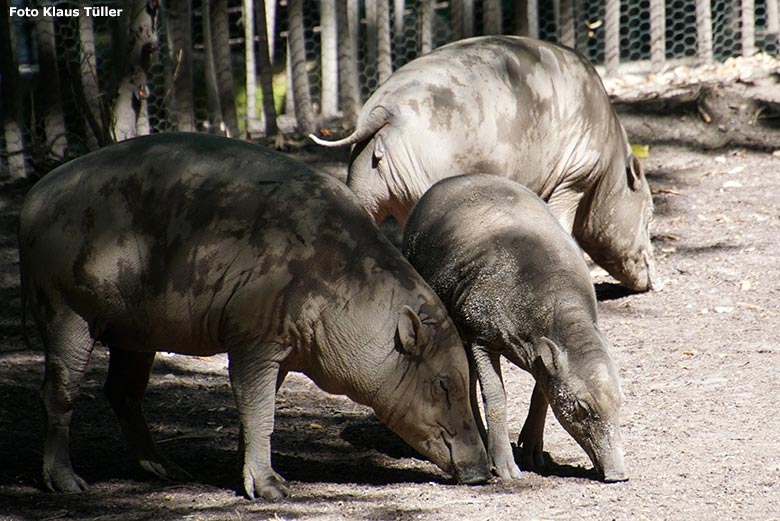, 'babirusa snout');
449,435,491,485
454,462,492,485
589,428,628,483
598,447,628,483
